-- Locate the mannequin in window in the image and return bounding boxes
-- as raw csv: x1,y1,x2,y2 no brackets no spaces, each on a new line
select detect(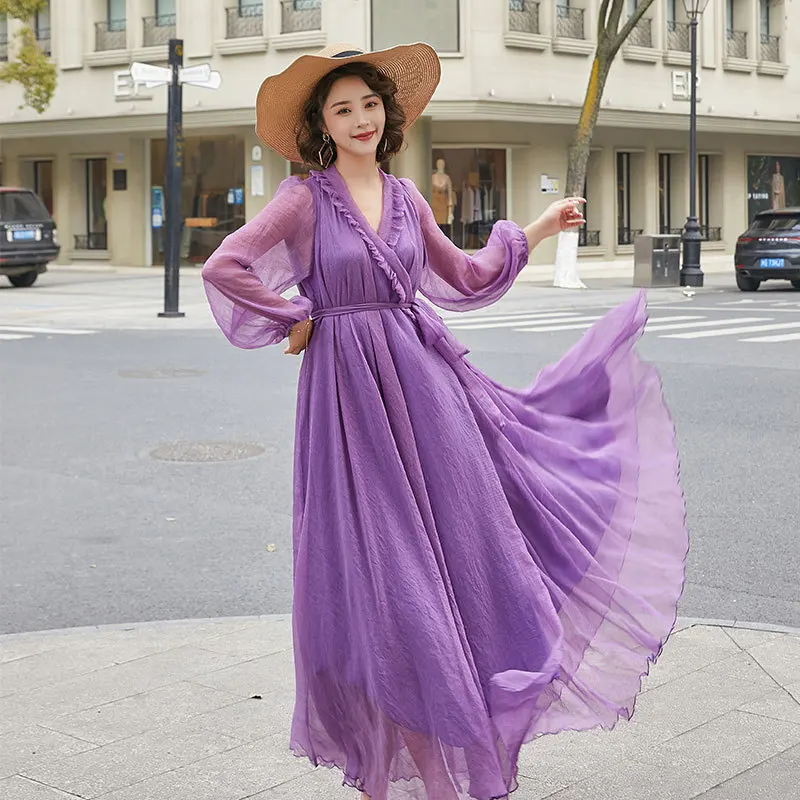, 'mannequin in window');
431,158,455,239
772,160,786,210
